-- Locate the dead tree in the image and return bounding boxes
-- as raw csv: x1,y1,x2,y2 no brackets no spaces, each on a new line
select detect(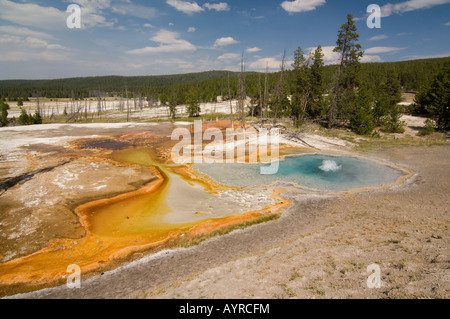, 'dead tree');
238,52,246,128
228,72,233,127
125,87,130,122
273,50,287,125
264,64,269,120
97,94,102,117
